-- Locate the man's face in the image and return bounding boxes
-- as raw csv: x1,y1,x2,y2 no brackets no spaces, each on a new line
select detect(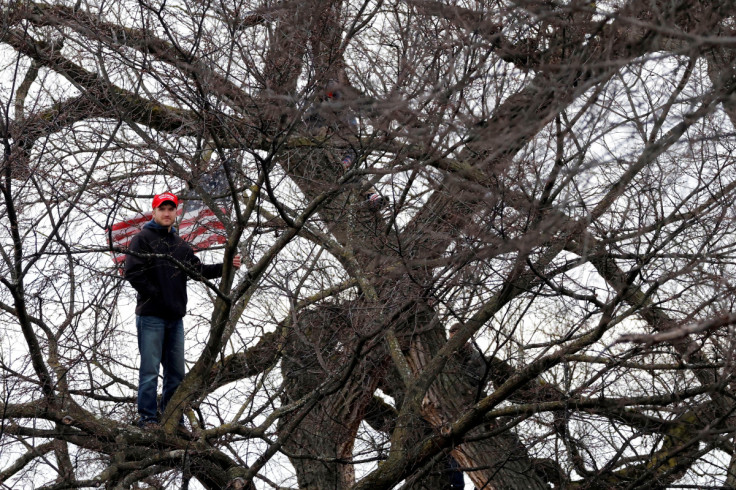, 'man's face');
152,202,177,229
